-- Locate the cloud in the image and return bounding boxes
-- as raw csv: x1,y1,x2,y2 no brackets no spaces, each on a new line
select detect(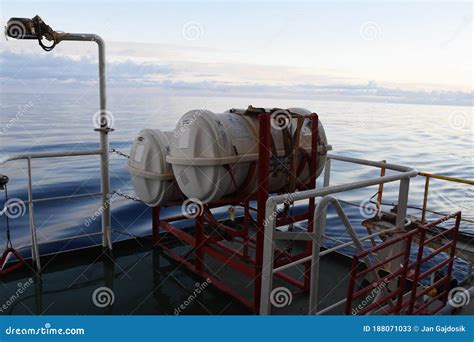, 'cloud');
0,51,472,107
0,50,173,85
